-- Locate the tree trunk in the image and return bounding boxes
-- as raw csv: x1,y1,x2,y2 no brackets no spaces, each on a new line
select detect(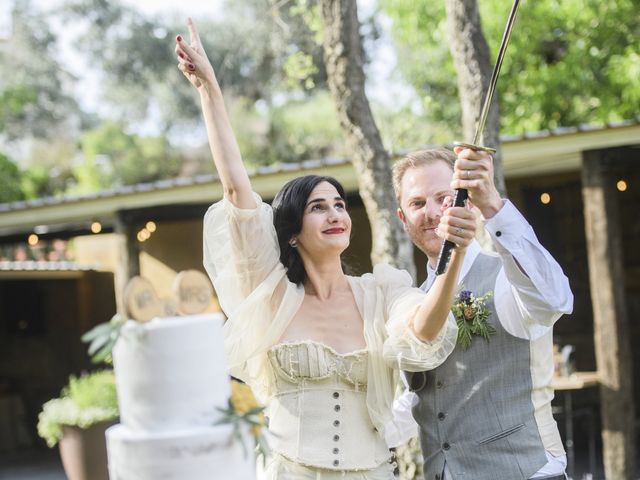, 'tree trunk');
319,0,415,277
582,150,636,479
444,0,506,197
